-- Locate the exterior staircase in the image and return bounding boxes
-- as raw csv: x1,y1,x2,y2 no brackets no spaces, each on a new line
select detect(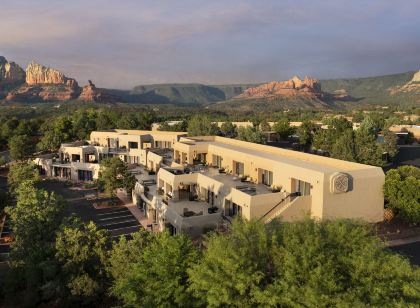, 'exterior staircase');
259,192,299,224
